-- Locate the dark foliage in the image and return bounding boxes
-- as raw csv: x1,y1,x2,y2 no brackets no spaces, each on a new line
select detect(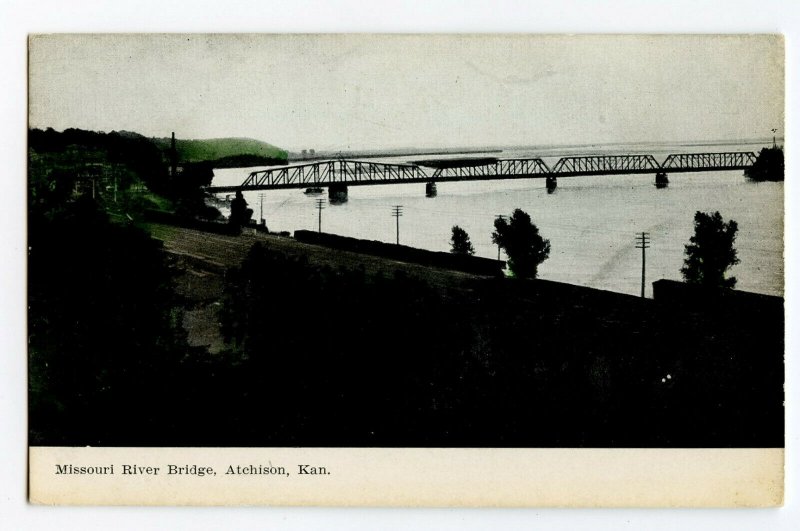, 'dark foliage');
28,197,194,445
450,225,475,256
173,162,219,218
745,146,784,181
206,243,783,448
229,190,253,227
217,243,475,445
29,127,169,194
681,211,740,289
492,209,550,278
29,128,220,220
29,226,783,447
